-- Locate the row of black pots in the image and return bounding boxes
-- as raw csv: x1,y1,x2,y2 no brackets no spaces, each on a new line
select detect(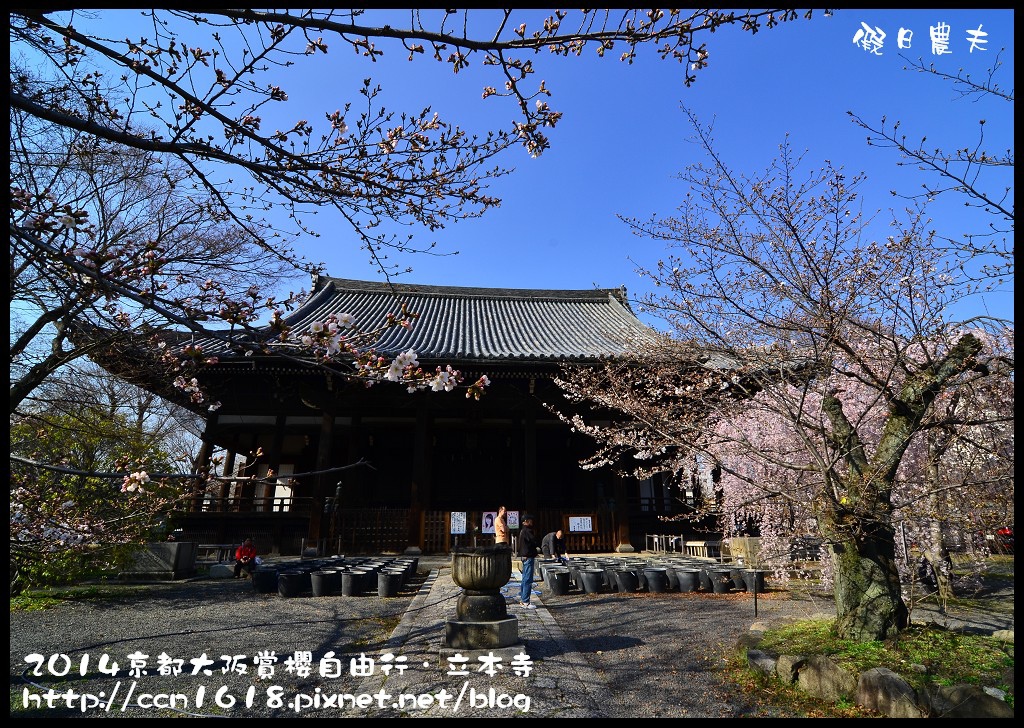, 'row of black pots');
542,558,767,596
251,556,419,598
